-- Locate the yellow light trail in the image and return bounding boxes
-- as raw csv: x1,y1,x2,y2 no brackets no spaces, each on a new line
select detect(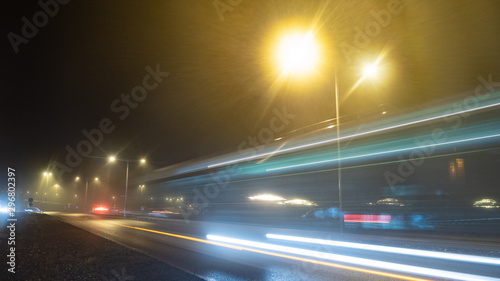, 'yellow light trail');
120,224,430,281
